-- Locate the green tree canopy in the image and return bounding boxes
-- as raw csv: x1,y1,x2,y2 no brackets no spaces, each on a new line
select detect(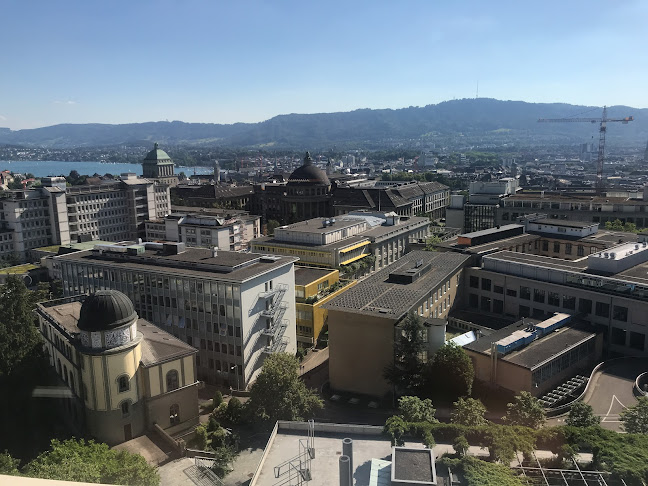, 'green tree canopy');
398,396,438,424
22,439,159,486
383,312,427,393
566,401,600,428
451,397,488,426
0,451,19,475
503,392,546,429
621,397,648,434
247,353,323,423
0,276,42,377
424,342,474,399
